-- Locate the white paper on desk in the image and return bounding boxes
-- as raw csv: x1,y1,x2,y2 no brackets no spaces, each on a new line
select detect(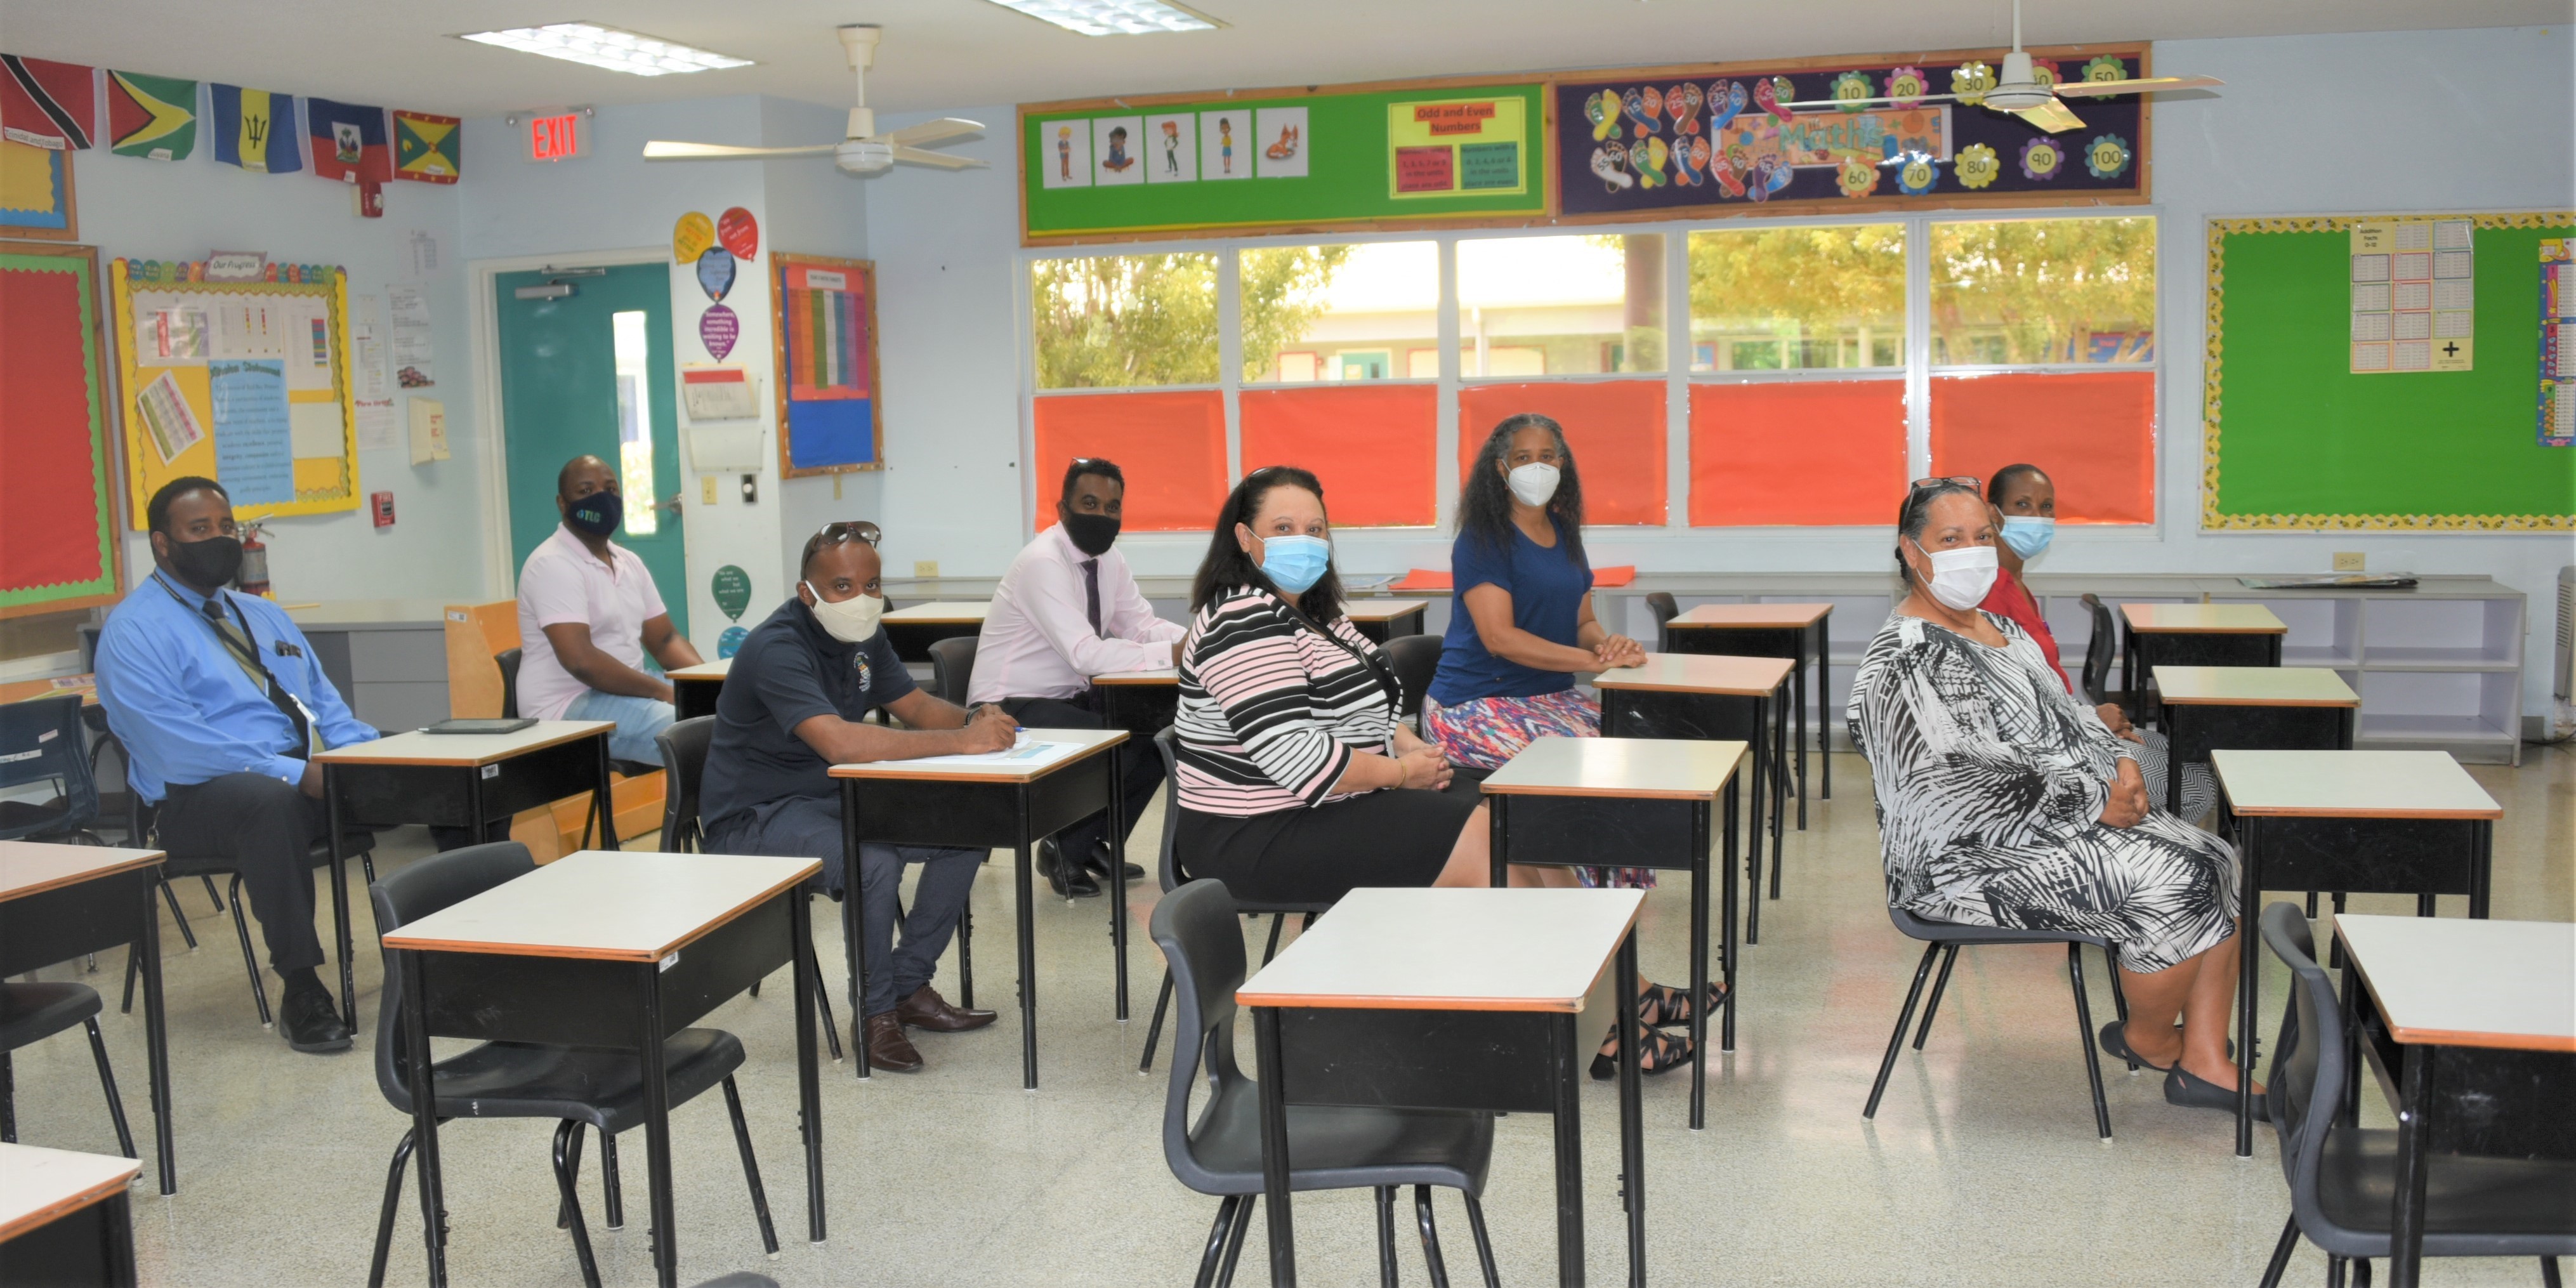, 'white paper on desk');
888,737,1084,770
